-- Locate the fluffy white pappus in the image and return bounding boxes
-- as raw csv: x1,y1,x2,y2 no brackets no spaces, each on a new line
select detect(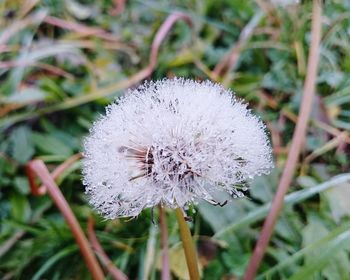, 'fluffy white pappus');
82,78,274,219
